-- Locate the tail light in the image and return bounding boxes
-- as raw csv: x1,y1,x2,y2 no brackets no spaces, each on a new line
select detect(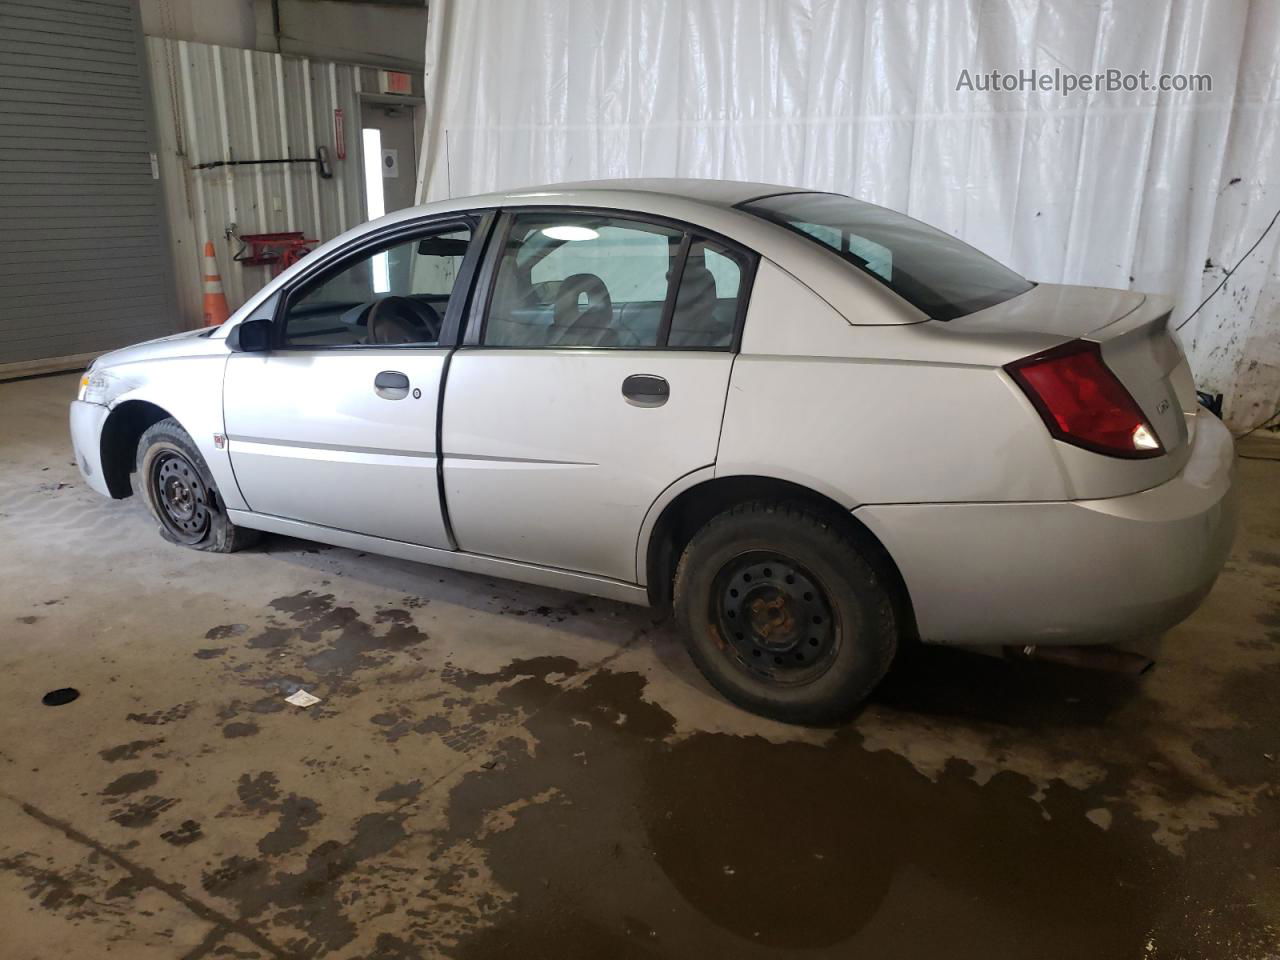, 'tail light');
1006,340,1163,459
